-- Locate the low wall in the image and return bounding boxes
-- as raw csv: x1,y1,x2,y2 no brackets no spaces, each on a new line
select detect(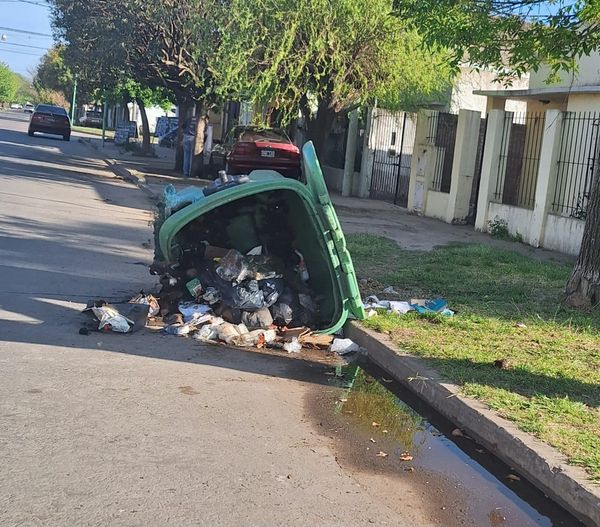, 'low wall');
322,164,360,195
487,202,534,242
424,190,449,221
543,214,585,255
